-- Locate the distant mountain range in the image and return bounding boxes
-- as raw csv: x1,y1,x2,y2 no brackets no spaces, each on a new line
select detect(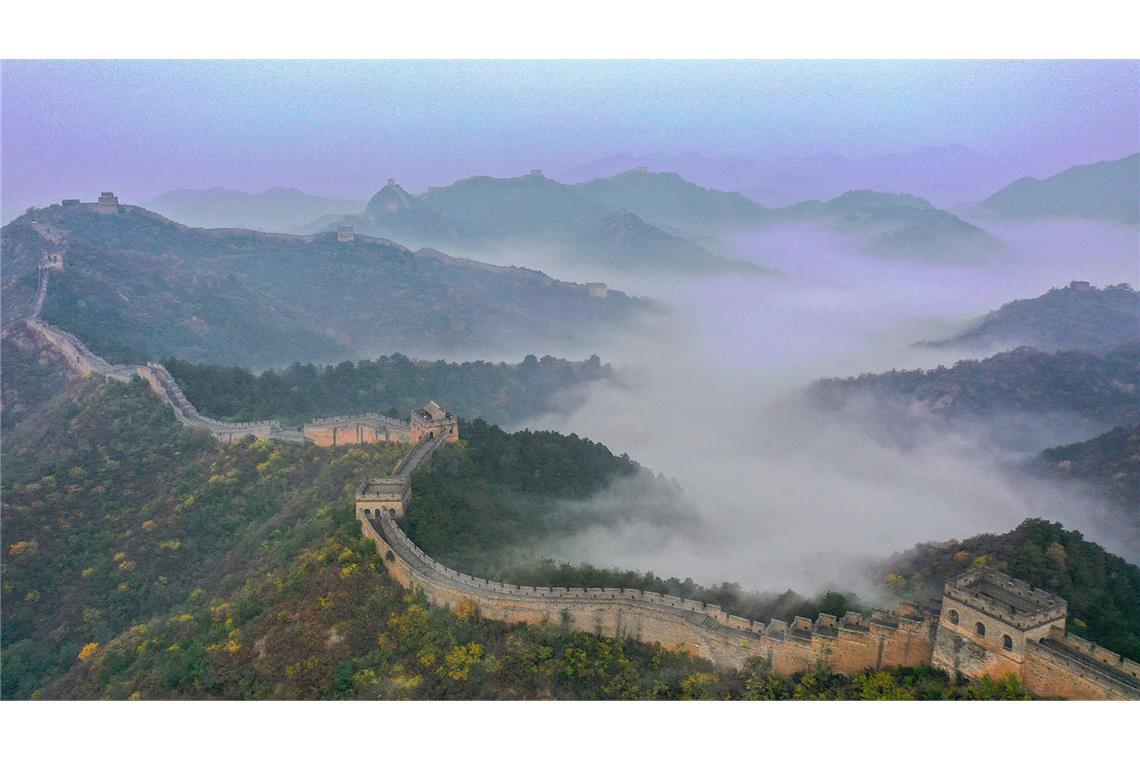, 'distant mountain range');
323,171,771,276
559,145,1024,208
337,171,999,269
978,153,1139,224
146,165,1005,274
146,187,364,231
924,281,1139,353
1,204,649,367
